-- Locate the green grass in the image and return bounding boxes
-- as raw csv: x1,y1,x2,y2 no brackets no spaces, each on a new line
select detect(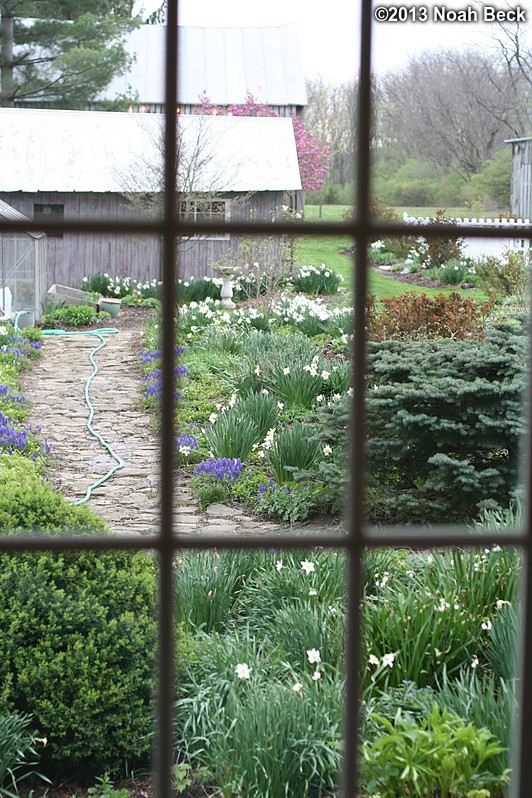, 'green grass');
303,204,351,221
399,206,509,219
297,204,489,301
